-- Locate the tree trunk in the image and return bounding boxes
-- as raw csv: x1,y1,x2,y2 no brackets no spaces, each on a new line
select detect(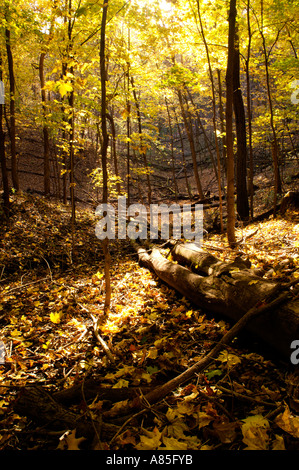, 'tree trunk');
5,21,19,191
131,76,152,205
135,241,299,359
100,0,111,314
246,0,254,219
0,53,10,217
165,97,178,202
233,26,249,221
259,1,282,212
39,52,51,196
196,0,224,231
225,0,237,246
174,110,192,200
177,89,204,199
106,112,121,195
